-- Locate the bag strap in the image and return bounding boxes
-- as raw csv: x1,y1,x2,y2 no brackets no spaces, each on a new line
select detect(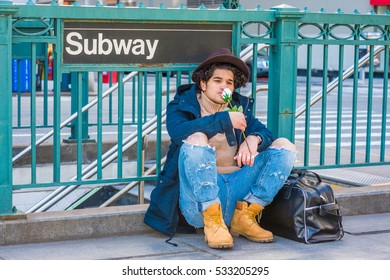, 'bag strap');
282,169,302,199
319,203,342,222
